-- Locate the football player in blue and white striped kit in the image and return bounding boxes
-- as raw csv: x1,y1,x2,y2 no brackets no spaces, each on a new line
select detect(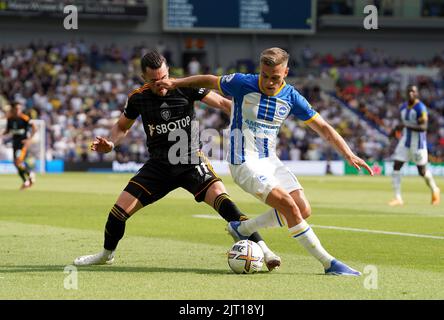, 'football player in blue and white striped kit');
389,85,440,206
157,48,373,276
